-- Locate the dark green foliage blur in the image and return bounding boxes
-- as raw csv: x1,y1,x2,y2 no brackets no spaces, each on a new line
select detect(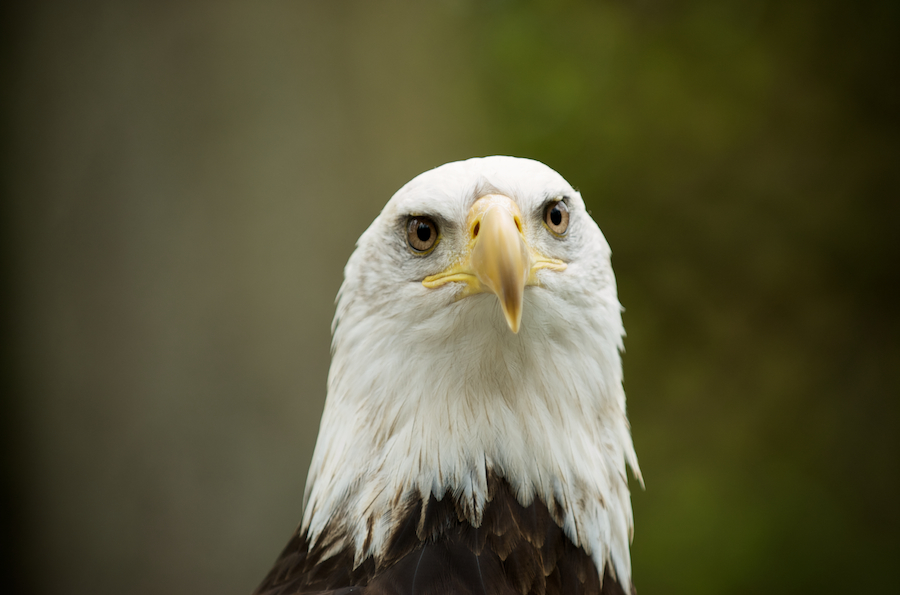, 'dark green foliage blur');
3,2,897,595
